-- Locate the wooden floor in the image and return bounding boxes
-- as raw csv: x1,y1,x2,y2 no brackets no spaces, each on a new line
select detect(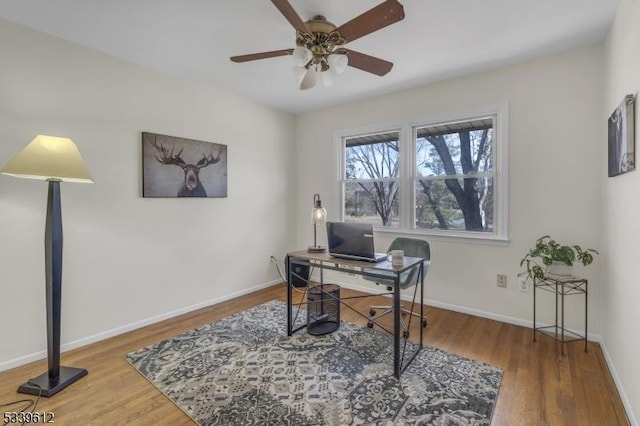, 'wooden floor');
0,284,630,425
